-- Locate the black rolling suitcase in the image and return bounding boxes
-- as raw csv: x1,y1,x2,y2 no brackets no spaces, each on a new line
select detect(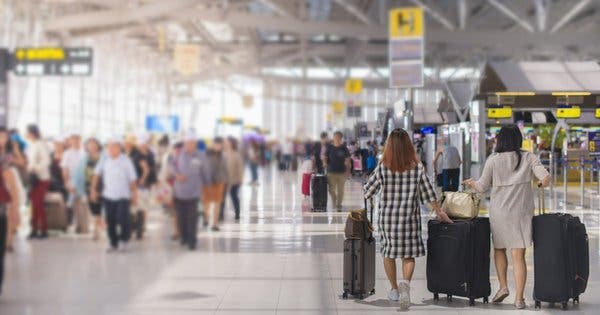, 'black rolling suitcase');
533,186,589,310
311,174,327,212
427,217,491,306
342,199,376,299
